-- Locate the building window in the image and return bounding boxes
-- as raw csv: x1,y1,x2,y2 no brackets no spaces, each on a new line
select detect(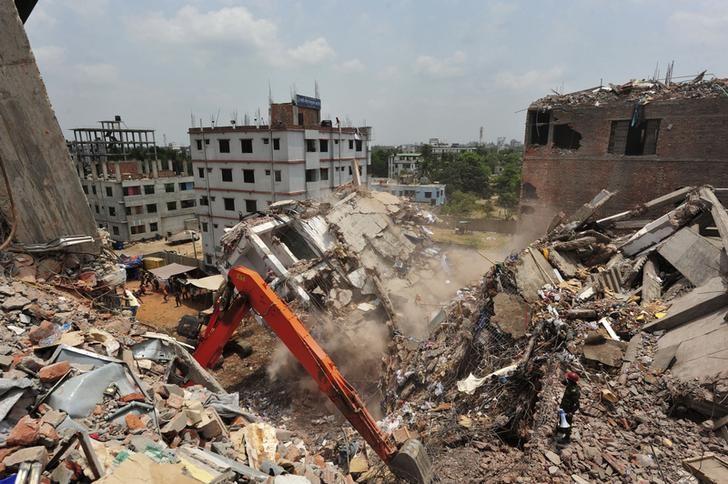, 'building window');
424,192,432,199
82,185,88,194
355,140,362,151
108,206,116,216
243,169,255,183
306,139,317,152
298,112,304,125
202,222,208,232
196,139,203,150
334,139,339,144
148,222,157,232
240,139,253,153
553,124,582,150
112,226,119,236
146,203,157,213
245,199,257,212
348,166,353,175
527,109,550,146
319,139,329,152
167,201,177,211
94,204,99,213
179,182,193,191
130,225,146,235
306,169,318,182
205,139,210,145
219,139,230,153
263,138,269,145
105,186,112,197
273,138,280,150
206,255,212,264
200,196,209,206
125,206,132,216
144,185,154,195
223,197,235,211
165,183,175,193
320,168,329,181
265,169,271,176
221,168,233,182
608,119,660,156
181,199,196,209
123,186,140,196
198,167,205,178
348,140,354,149
274,170,282,182
91,186,97,195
